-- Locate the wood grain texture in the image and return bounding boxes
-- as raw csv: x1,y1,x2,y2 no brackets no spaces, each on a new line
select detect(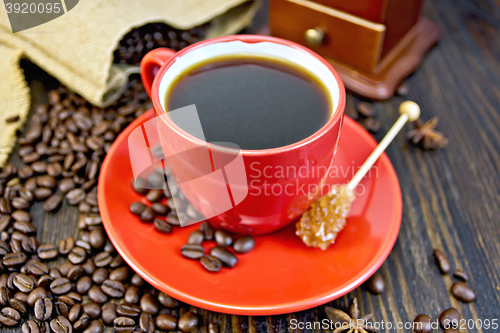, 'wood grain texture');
4,0,500,331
